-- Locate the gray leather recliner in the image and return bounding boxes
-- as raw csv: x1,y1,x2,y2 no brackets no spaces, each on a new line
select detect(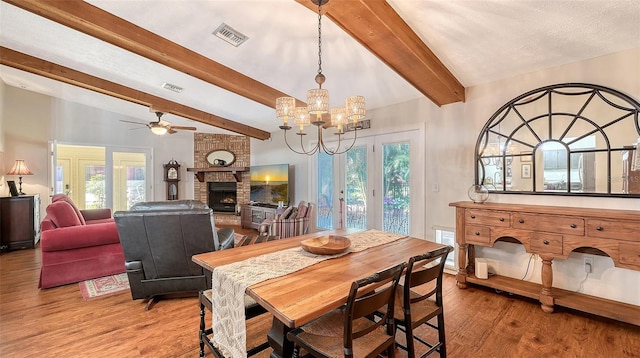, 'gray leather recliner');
114,200,234,309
